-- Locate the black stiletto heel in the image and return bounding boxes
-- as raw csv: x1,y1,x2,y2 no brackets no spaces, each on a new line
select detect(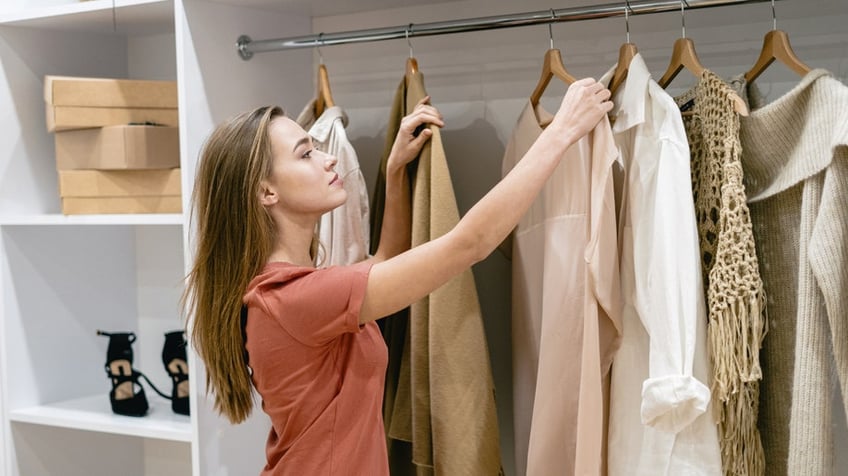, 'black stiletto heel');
96,330,149,417
162,330,190,416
